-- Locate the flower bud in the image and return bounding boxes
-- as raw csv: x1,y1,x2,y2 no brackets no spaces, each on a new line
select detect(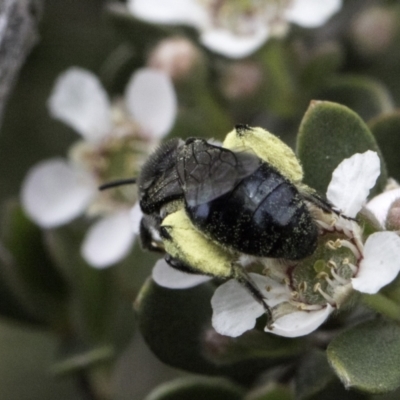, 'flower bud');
386,198,400,231
351,7,396,57
148,37,201,81
220,61,264,100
